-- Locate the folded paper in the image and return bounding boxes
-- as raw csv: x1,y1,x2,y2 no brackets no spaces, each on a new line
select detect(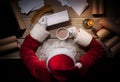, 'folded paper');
58,0,88,15
18,0,44,14
38,10,69,26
